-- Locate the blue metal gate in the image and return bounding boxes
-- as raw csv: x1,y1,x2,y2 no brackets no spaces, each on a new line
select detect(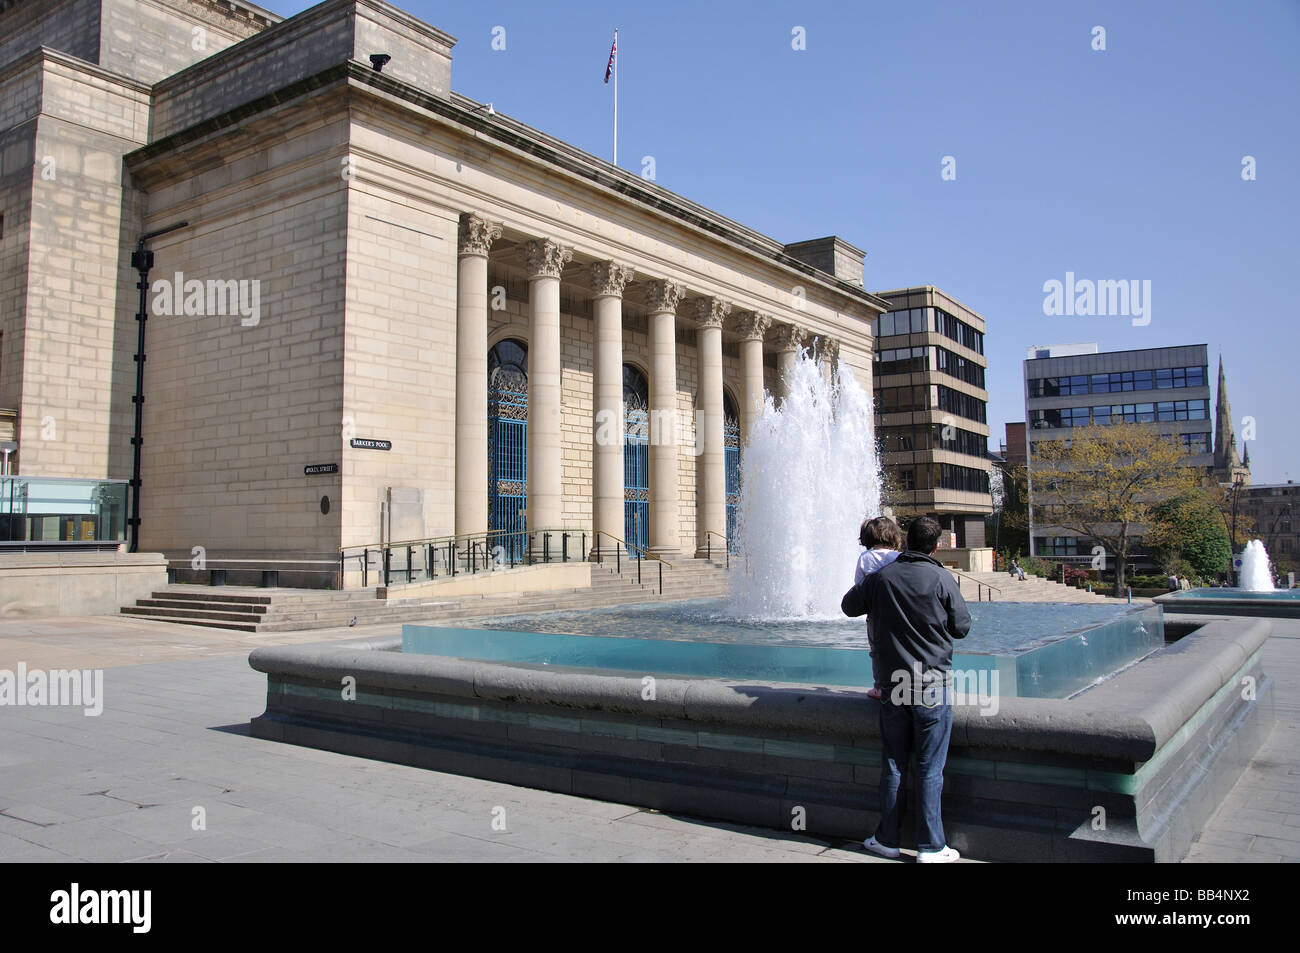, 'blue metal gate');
623,365,650,557
624,421,649,556
488,341,528,562
724,394,740,553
